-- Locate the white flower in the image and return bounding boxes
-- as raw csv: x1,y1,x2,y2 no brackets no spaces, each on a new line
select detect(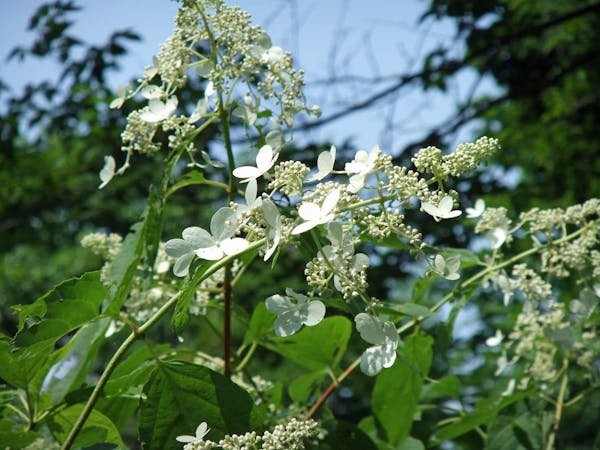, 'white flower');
344,146,380,193
261,198,281,261
421,195,462,221
141,85,162,99
98,156,116,189
487,227,507,249
233,145,278,183
176,422,210,446
501,379,516,396
165,226,210,277
466,198,485,218
355,313,399,376
140,95,178,123
266,289,325,337
261,46,285,64
193,207,249,261
306,145,336,182
486,329,504,347
109,84,130,109
291,189,340,235
433,254,460,280
189,98,208,124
